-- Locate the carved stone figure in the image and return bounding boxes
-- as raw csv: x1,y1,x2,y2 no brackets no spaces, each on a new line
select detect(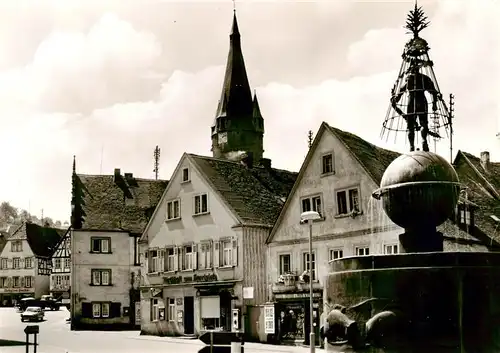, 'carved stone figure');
365,310,407,348
321,307,363,348
391,61,440,152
